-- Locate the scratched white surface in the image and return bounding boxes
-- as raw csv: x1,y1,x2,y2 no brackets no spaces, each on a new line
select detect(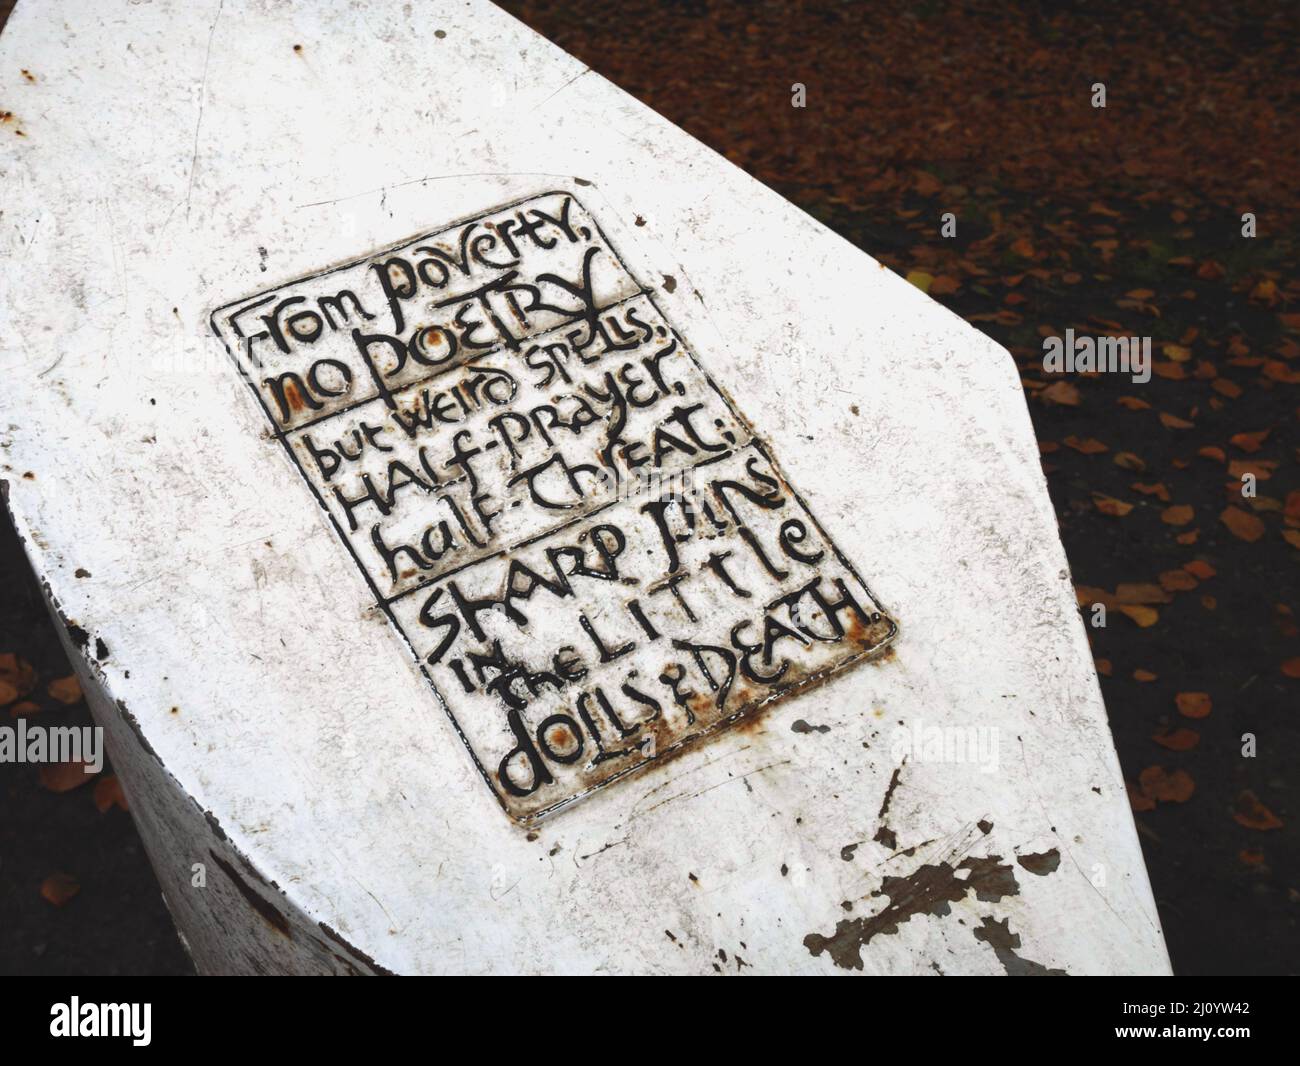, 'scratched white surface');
0,0,1169,974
